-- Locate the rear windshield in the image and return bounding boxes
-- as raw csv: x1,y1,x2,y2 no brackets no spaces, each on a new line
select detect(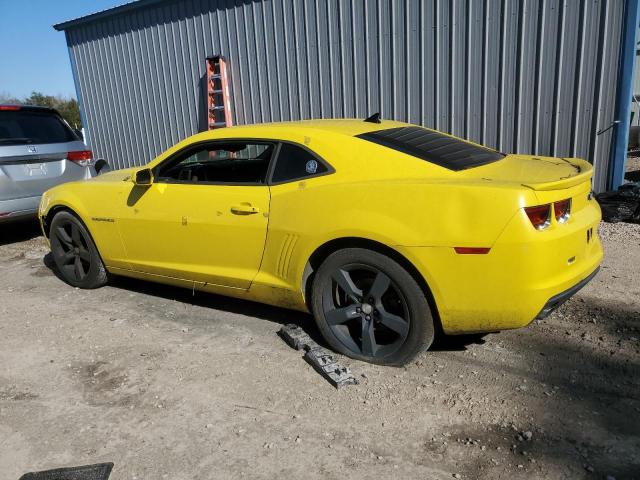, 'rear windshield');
356,126,504,171
0,109,78,146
